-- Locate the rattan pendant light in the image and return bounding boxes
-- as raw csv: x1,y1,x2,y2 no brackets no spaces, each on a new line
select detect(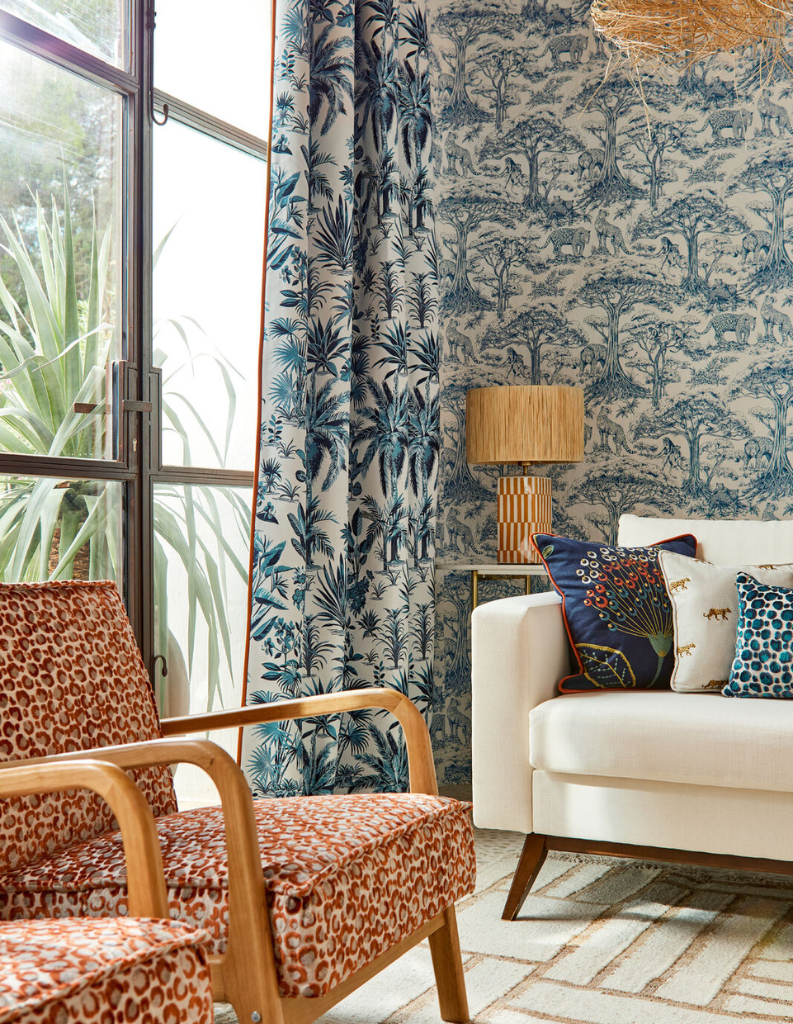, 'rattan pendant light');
590,0,793,66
